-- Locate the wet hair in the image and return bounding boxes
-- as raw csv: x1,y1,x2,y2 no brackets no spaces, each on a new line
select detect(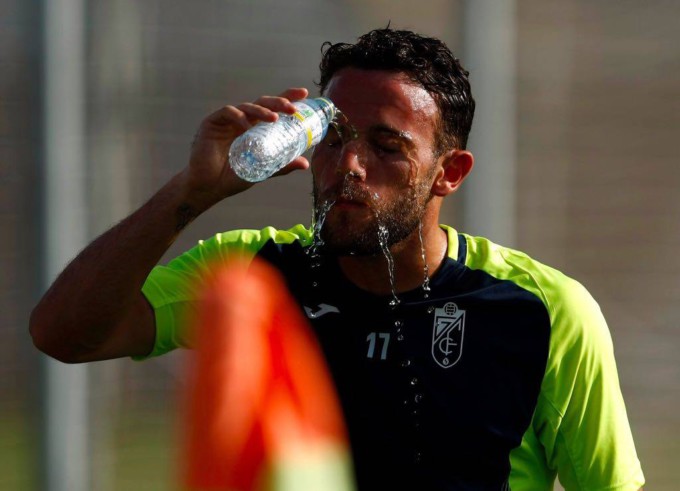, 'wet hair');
317,27,475,153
